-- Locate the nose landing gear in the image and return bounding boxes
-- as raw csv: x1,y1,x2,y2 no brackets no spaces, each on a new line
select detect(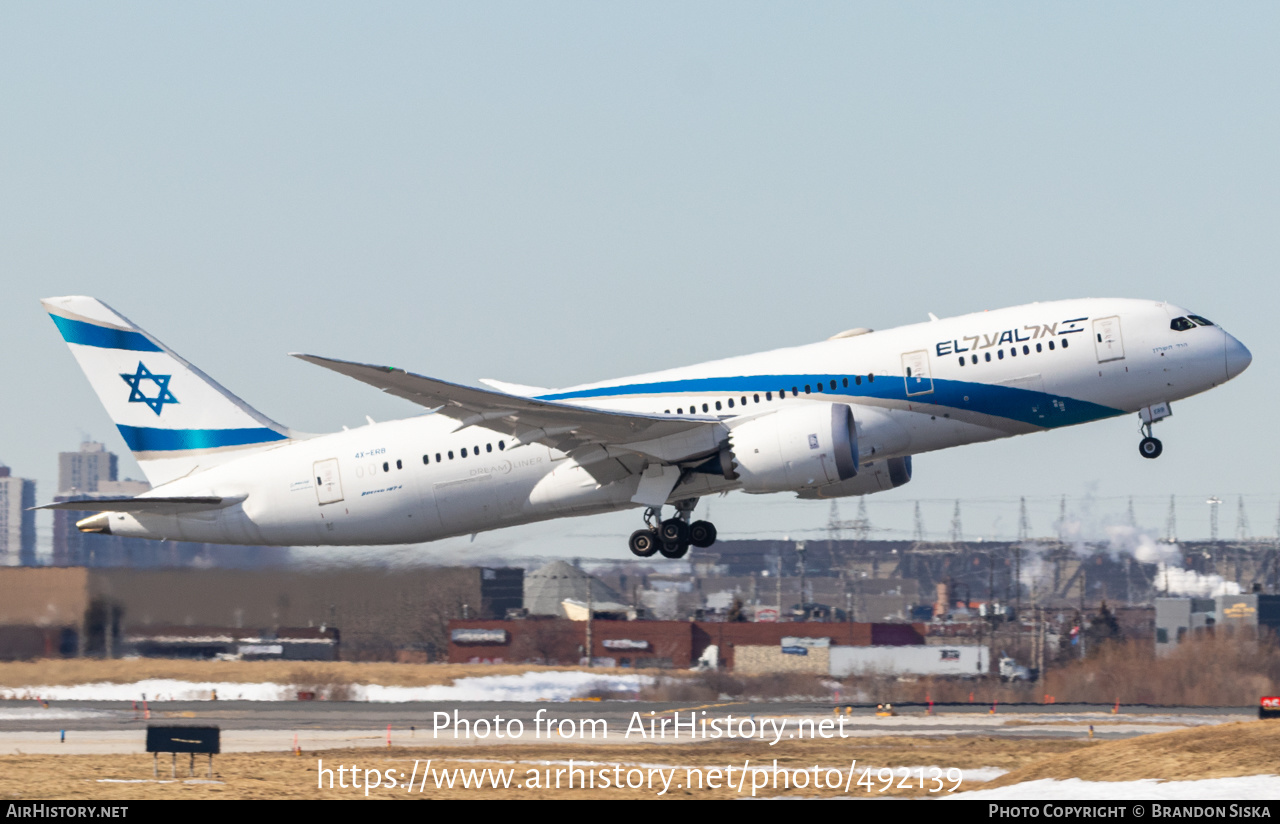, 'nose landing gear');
1138,421,1163,459
629,501,717,559
1137,403,1171,459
